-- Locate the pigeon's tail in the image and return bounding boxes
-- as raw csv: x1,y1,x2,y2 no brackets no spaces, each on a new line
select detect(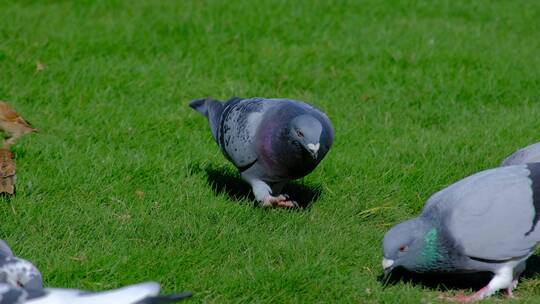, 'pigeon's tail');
189,98,224,142
135,291,193,304
189,98,221,117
